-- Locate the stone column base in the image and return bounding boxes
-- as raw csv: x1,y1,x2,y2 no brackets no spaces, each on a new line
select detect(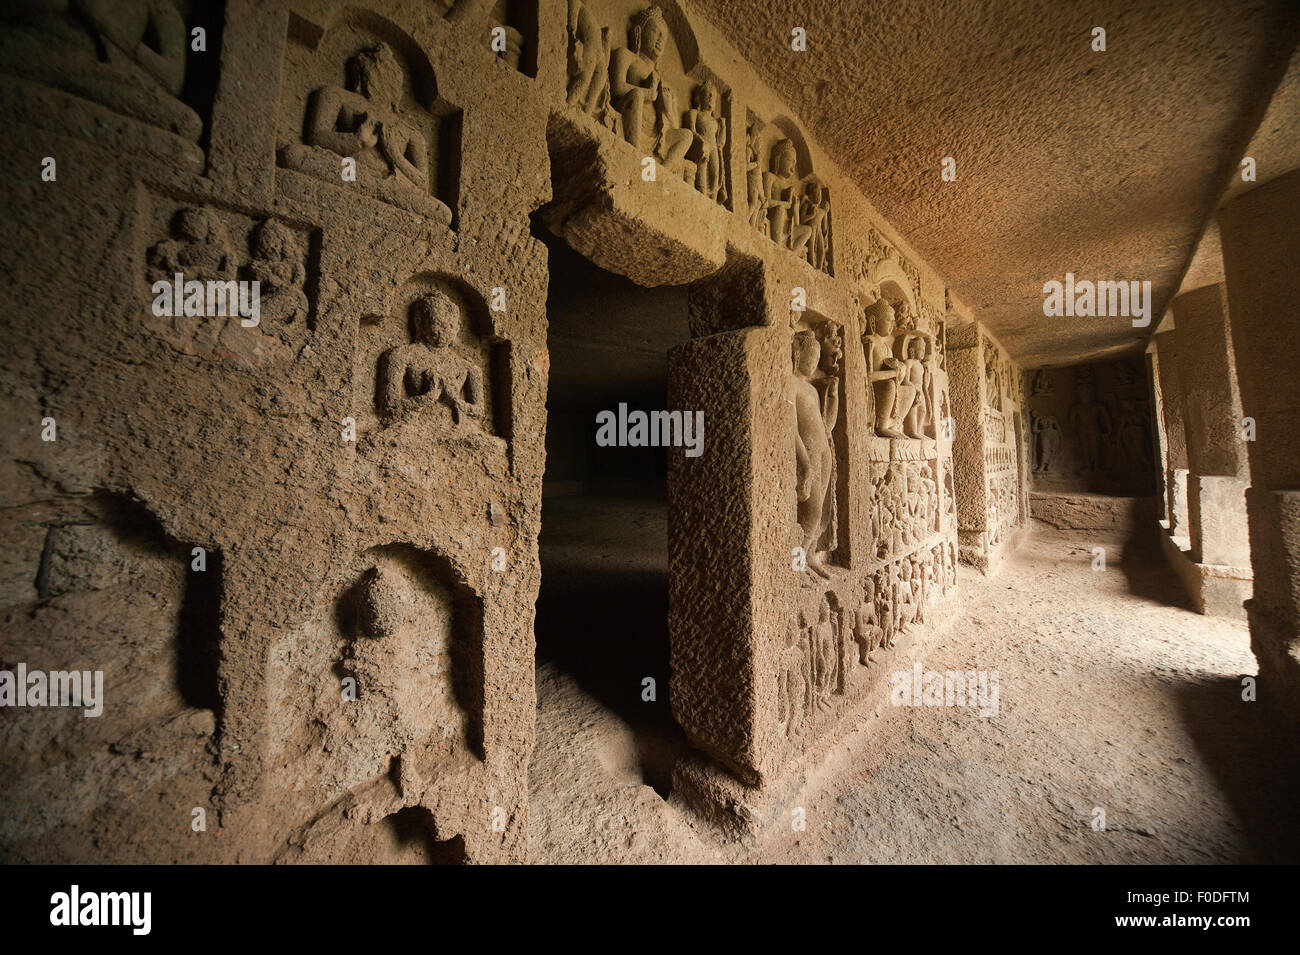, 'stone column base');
1159,525,1252,619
